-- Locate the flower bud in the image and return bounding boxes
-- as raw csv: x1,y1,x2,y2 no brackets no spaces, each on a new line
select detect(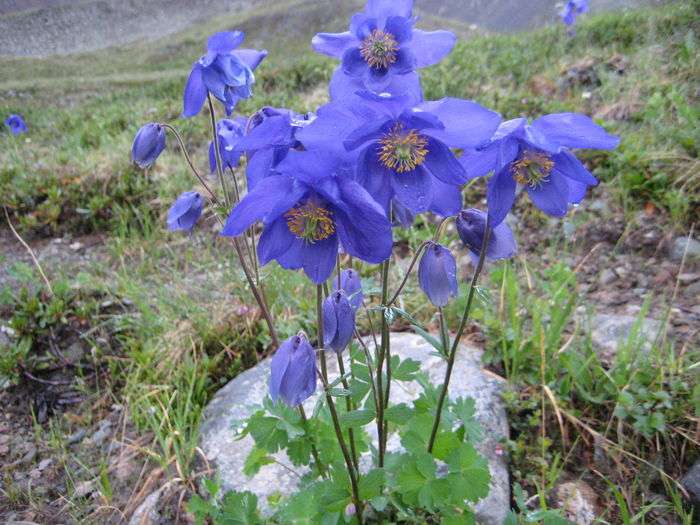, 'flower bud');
167,191,203,232
418,242,458,307
456,208,517,262
270,333,317,407
333,269,363,311
131,123,166,168
323,290,356,352
4,114,28,135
